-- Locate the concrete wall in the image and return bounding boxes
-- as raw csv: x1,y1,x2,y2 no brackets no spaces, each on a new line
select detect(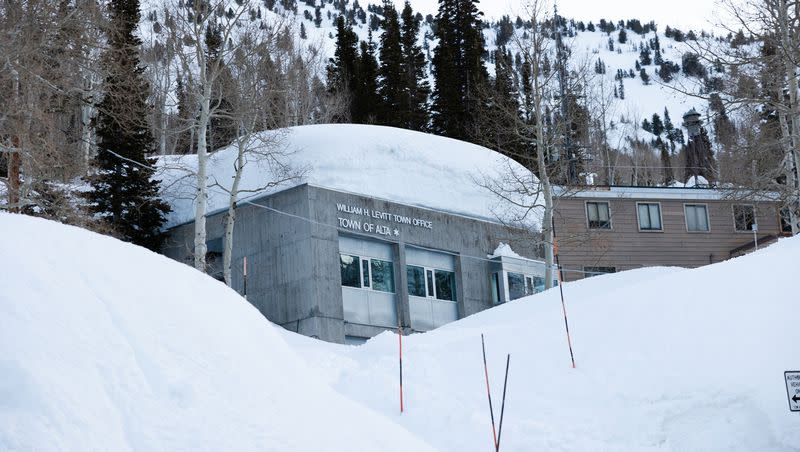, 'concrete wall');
162,184,542,343
554,195,783,281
